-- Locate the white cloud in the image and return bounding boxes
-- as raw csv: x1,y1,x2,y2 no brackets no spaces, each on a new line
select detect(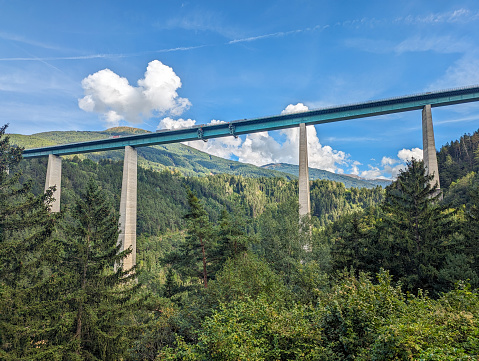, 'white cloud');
360,166,382,179
395,36,469,54
281,102,309,114
359,148,423,180
162,103,348,172
351,161,361,175
402,9,479,25
398,147,423,162
383,164,407,178
209,119,227,125
79,60,191,127
158,117,196,130
381,156,397,166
